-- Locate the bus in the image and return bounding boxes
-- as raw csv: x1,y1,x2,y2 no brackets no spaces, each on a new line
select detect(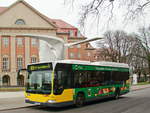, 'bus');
24,60,130,107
